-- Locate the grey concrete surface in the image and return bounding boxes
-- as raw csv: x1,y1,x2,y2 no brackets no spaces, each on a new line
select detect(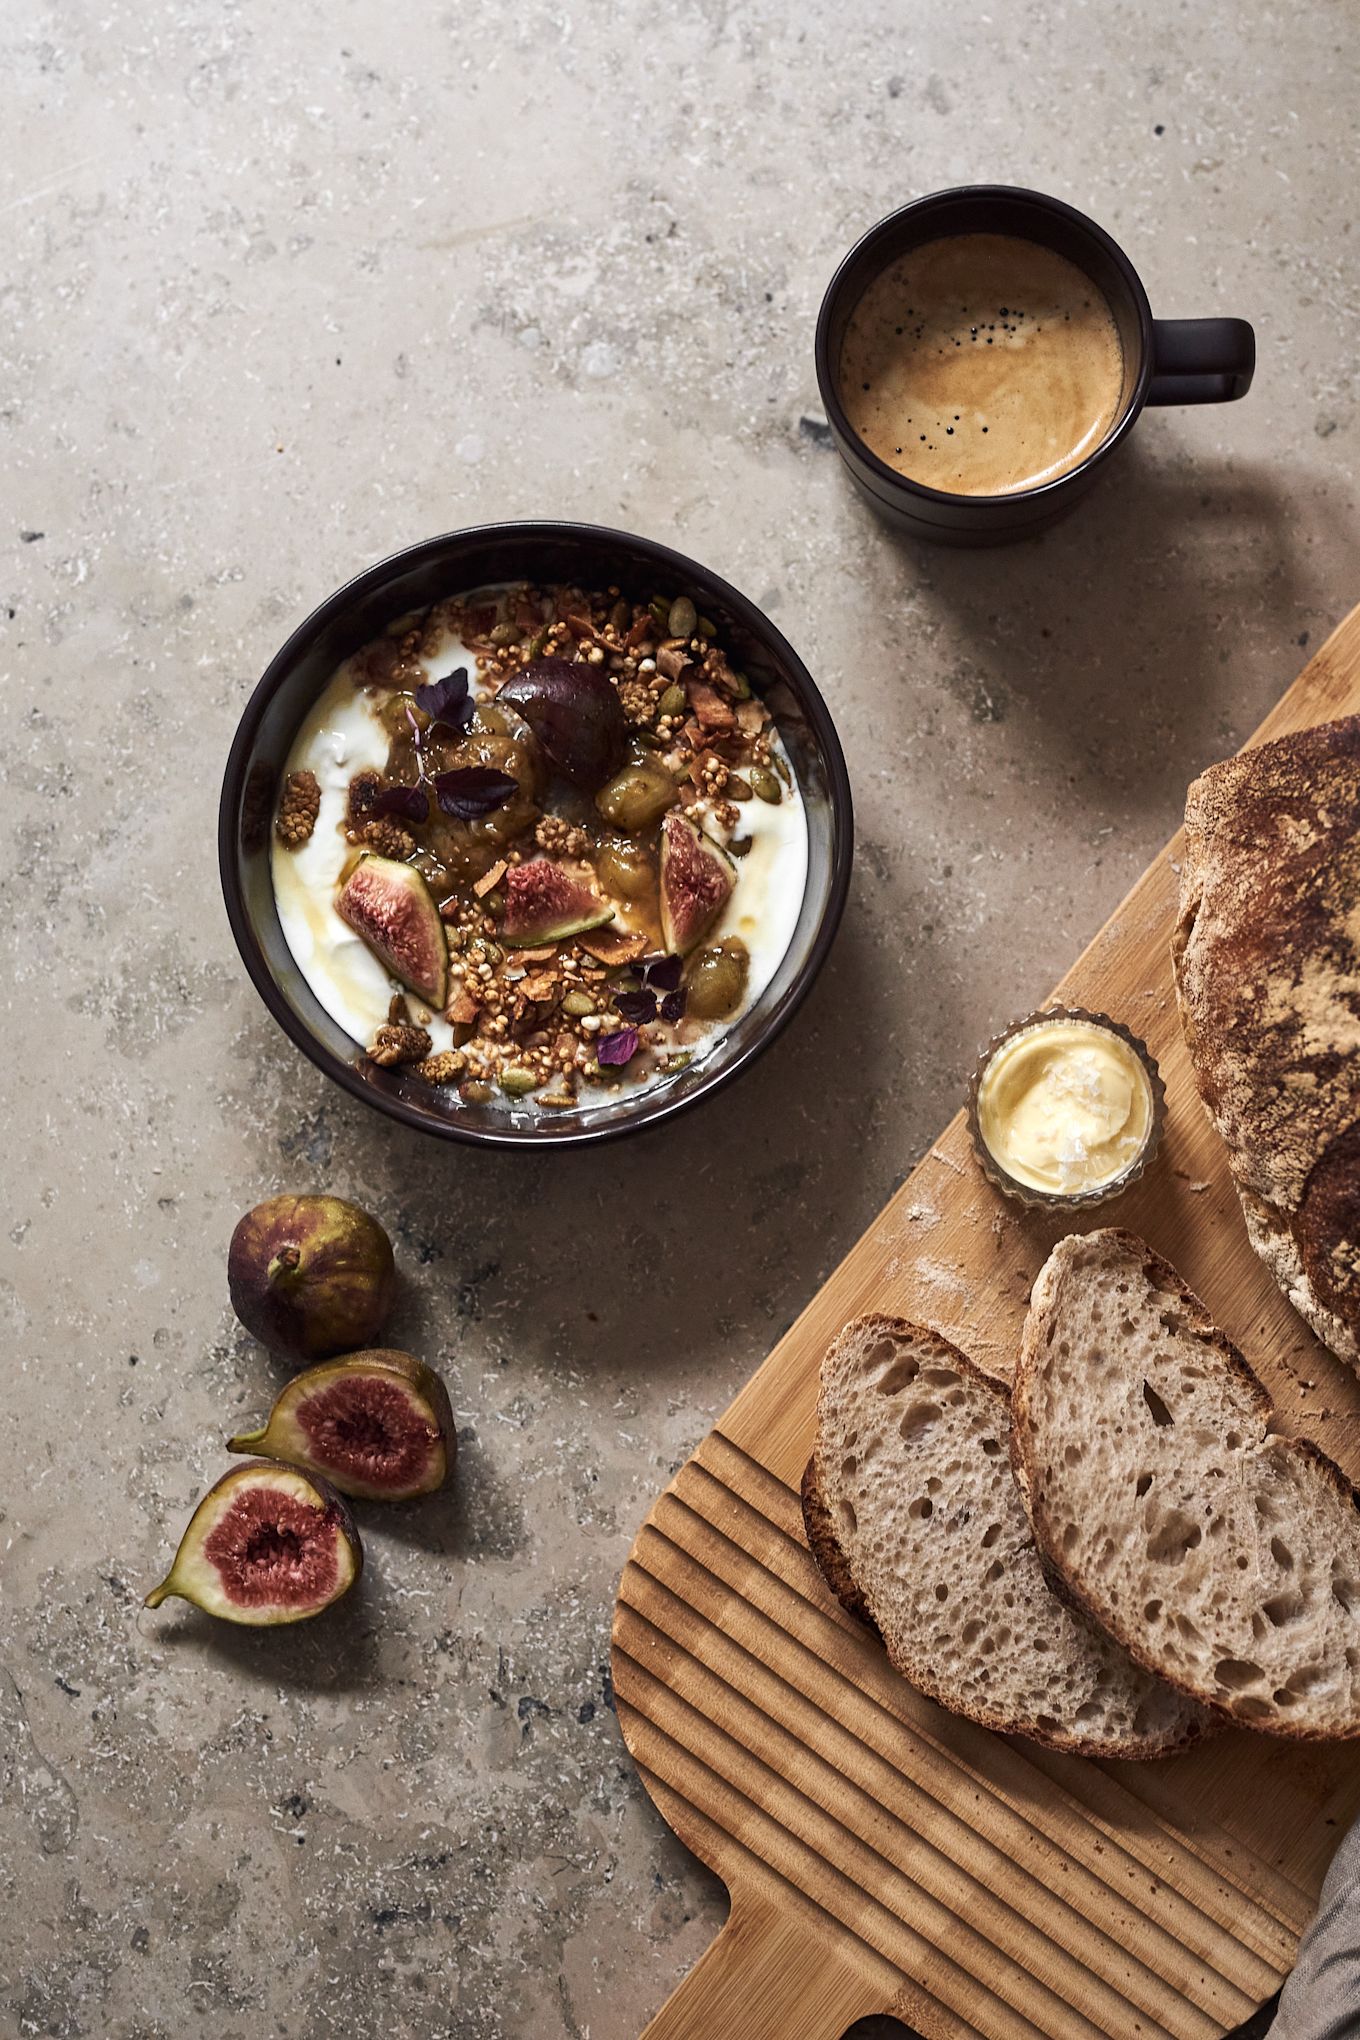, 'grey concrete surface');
3,1,1357,2035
